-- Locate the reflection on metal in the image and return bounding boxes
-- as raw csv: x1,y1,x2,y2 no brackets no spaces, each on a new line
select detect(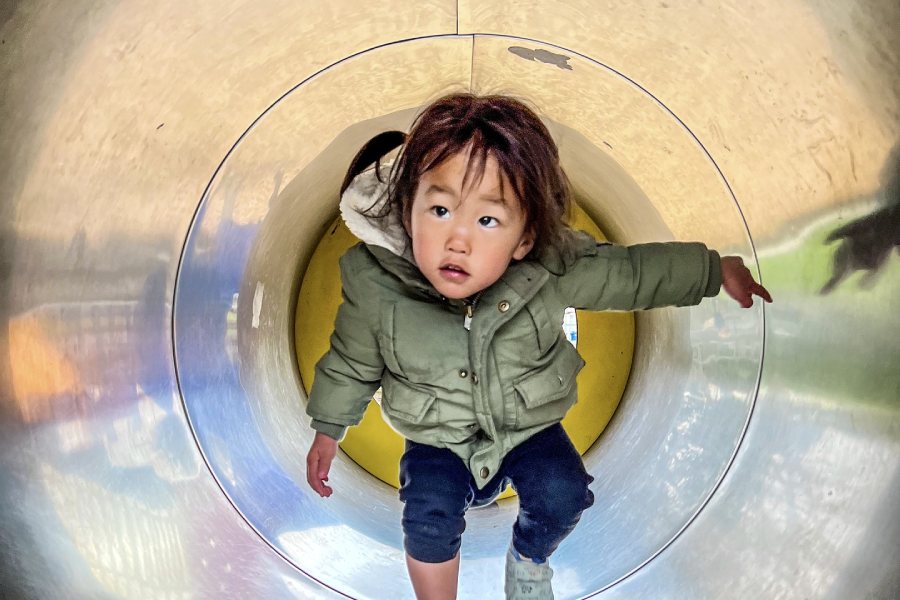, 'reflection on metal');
1,1,898,599
820,144,900,294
